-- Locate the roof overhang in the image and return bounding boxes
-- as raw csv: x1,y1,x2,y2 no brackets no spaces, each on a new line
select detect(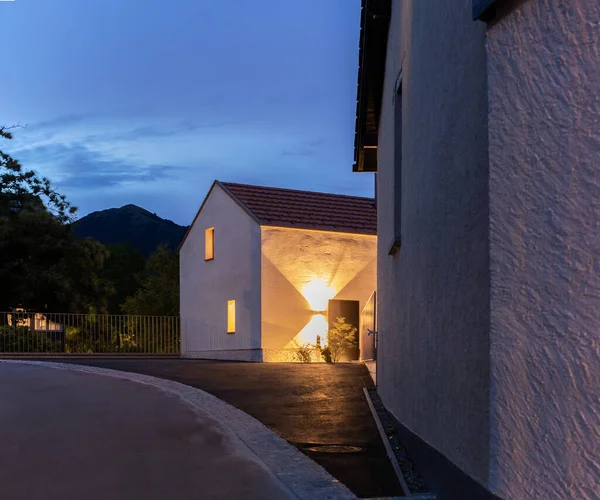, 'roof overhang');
473,0,500,20
353,0,391,173
474,0,523,23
